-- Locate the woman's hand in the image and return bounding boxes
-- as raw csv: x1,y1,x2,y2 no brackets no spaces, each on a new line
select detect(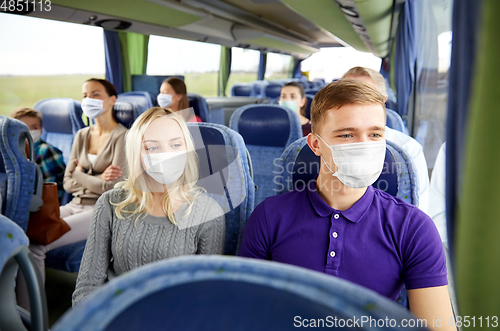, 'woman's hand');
100,165,122,181
75,159,84,172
